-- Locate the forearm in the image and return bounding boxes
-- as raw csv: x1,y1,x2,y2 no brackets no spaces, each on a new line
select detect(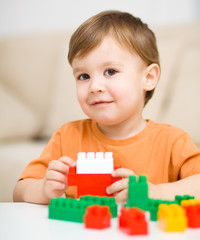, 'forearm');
13,178,50,204
149,173,200,200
